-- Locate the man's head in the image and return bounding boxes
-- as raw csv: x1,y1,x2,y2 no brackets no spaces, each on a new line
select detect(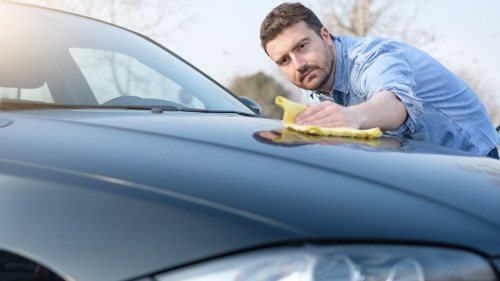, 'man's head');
260,3,336,92
260,3,325,53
